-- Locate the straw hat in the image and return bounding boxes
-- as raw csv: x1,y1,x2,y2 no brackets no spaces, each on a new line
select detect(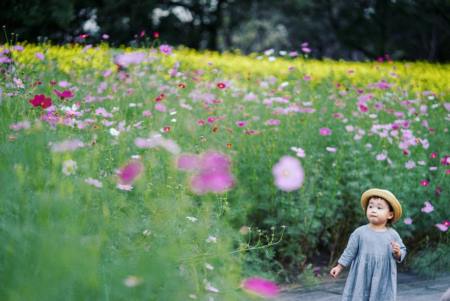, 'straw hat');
361,188,402,223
